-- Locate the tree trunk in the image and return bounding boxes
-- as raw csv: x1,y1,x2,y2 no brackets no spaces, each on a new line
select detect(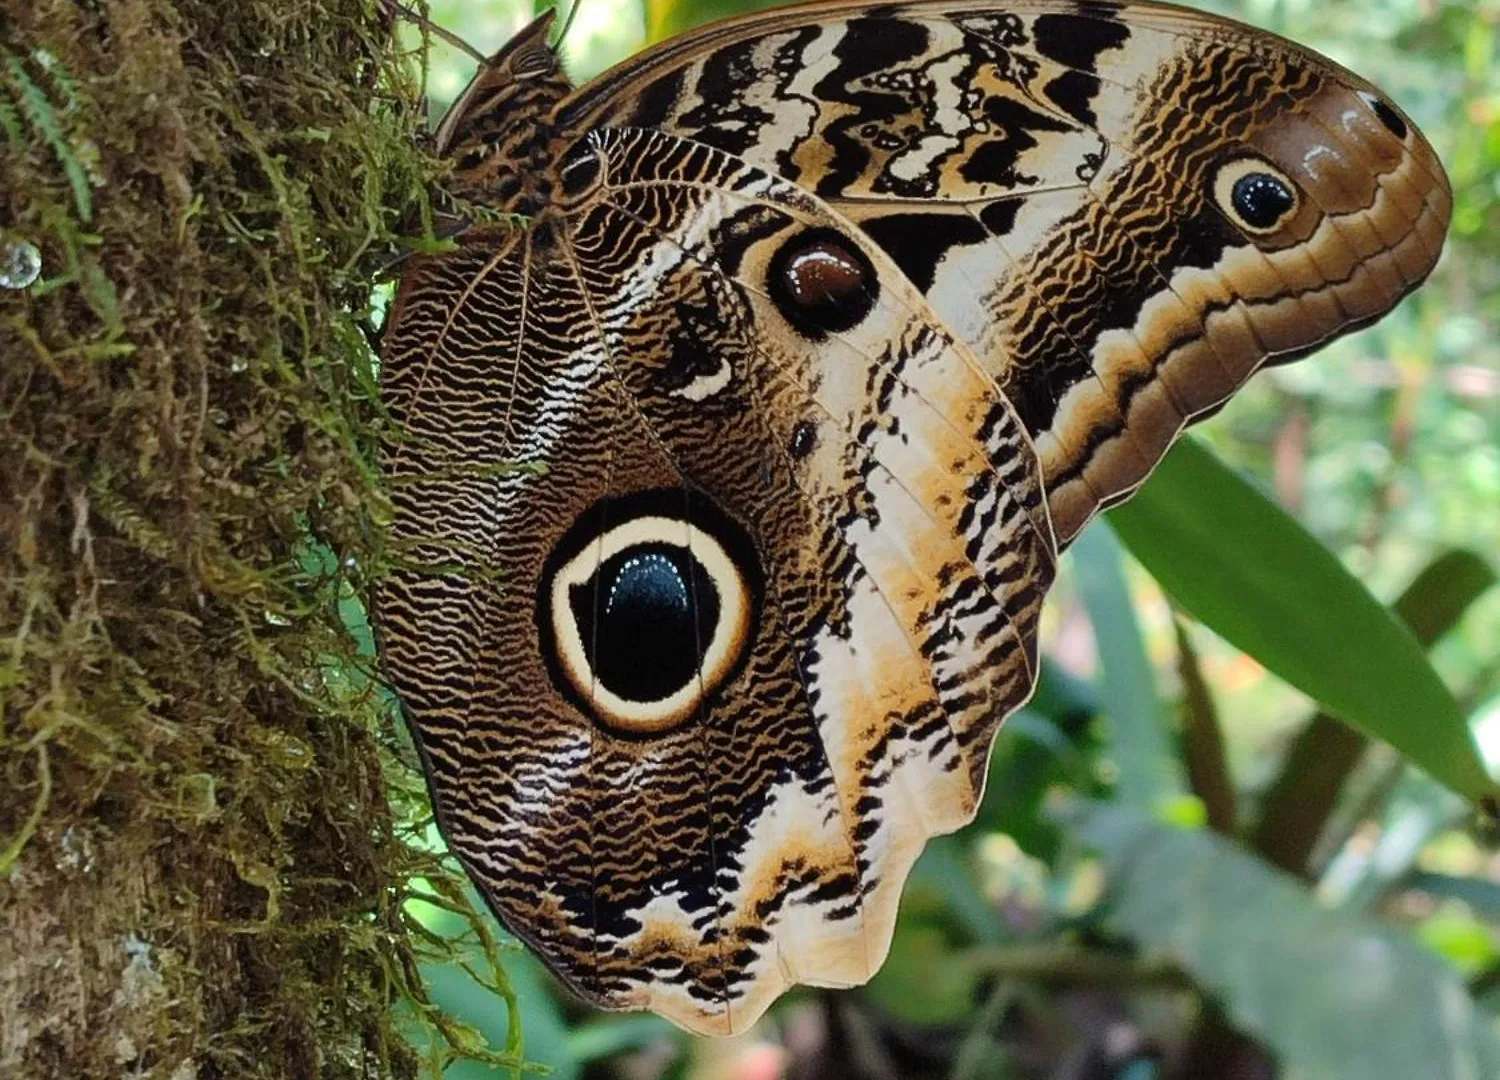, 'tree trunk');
1,2,442,1076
